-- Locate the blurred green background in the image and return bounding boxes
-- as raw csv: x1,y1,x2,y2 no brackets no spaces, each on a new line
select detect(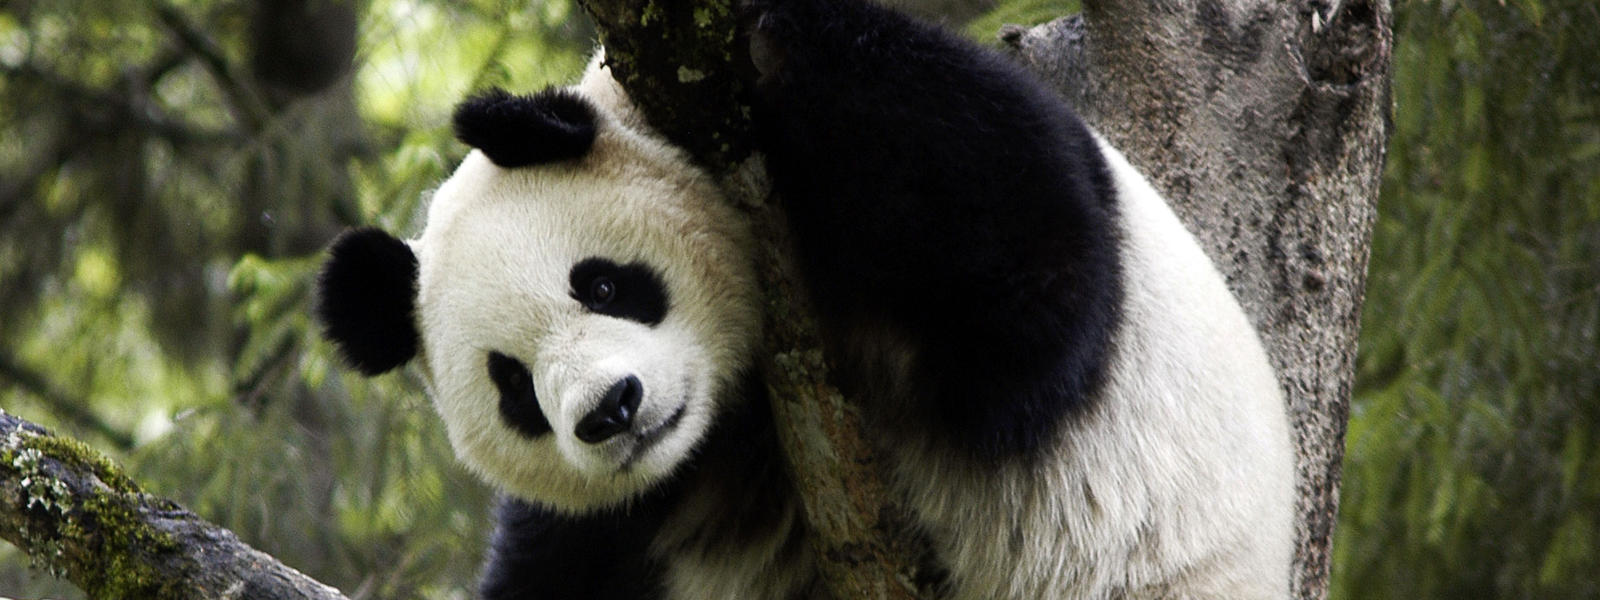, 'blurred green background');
0,0,1595,598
